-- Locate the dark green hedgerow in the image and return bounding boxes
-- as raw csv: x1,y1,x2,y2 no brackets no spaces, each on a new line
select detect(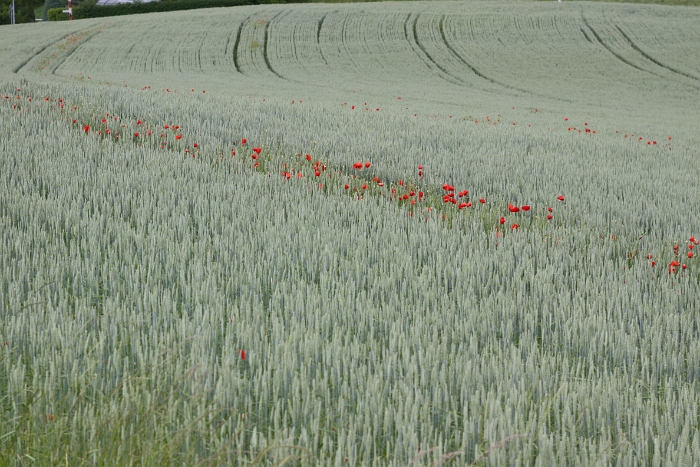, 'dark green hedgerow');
46,0,288,21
